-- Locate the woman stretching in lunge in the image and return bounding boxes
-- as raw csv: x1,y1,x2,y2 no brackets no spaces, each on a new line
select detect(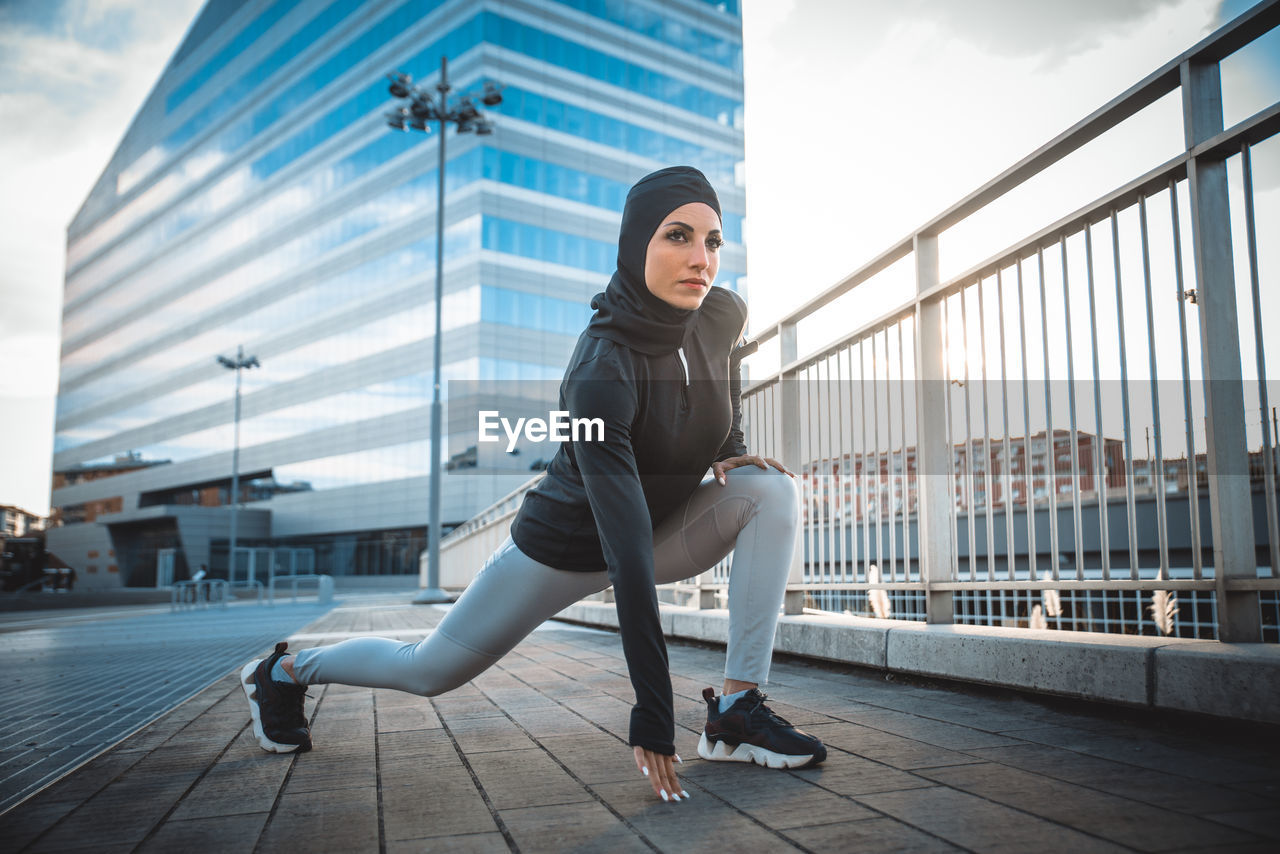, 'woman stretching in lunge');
241,166,826,803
